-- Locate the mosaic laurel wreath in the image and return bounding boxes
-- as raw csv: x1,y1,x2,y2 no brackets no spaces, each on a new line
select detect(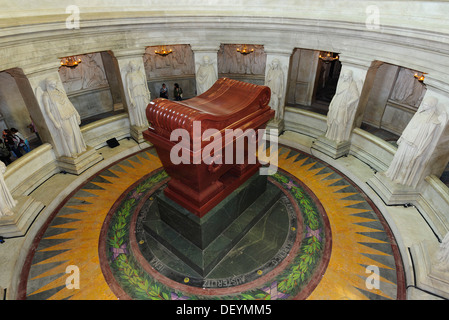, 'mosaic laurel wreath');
105,170,327,300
